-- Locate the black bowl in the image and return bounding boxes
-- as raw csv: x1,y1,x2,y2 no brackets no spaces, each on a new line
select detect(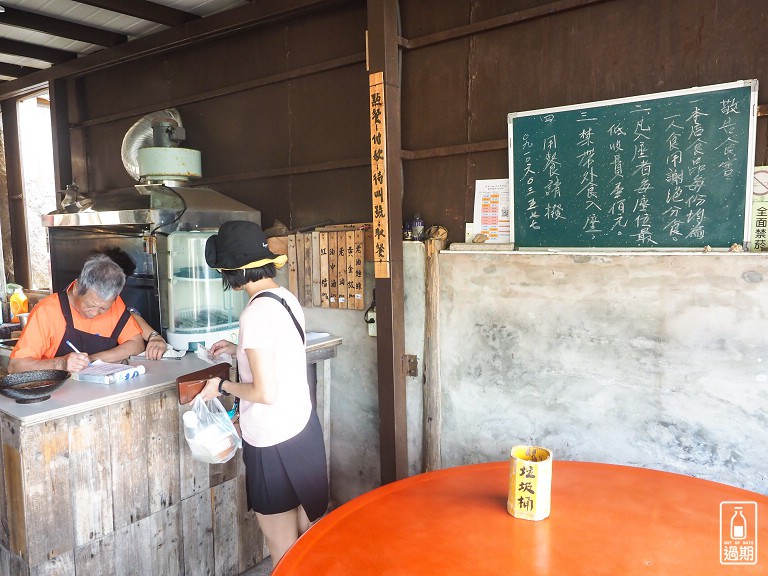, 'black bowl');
0,370,70,404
